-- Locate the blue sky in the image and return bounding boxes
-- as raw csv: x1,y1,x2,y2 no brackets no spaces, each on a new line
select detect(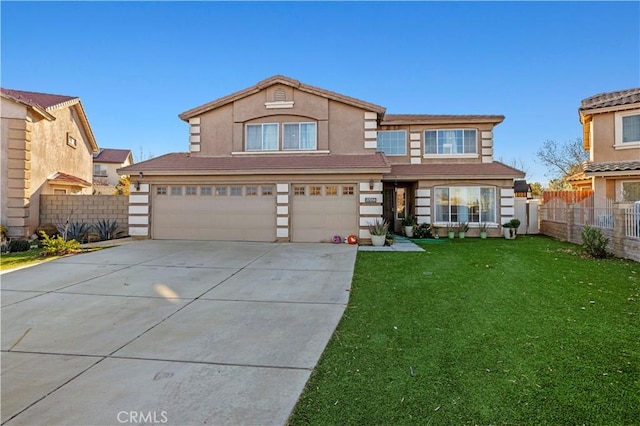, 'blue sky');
2,1,638,183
